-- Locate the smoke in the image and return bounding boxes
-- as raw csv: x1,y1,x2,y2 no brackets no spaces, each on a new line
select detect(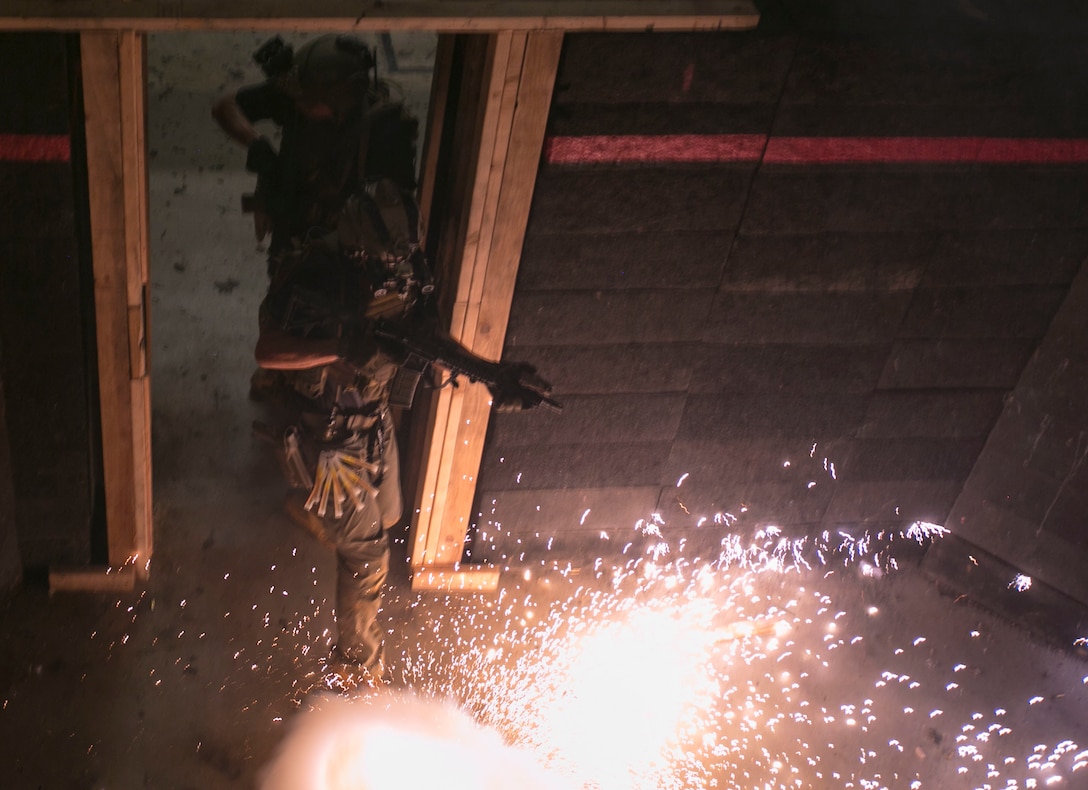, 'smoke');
259,690,563,790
